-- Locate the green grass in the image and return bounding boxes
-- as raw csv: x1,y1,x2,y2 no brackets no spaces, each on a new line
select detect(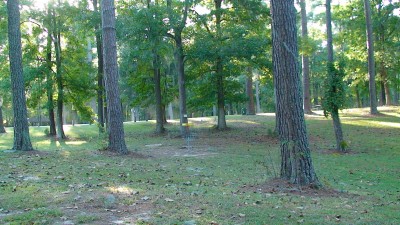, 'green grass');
0,106,399,224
